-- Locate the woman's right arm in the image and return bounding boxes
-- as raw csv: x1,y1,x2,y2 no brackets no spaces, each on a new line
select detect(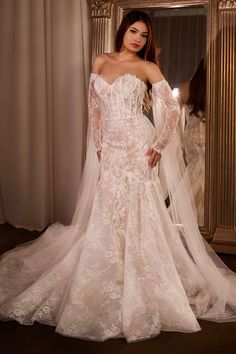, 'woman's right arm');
88,55,105,156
